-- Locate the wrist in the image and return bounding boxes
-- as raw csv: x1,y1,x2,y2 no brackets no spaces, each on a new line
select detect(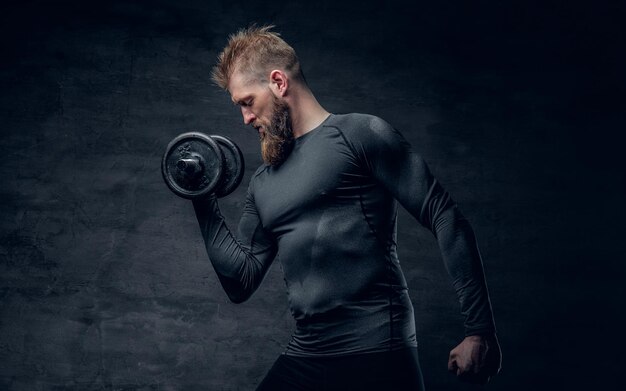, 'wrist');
465,333,496,341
